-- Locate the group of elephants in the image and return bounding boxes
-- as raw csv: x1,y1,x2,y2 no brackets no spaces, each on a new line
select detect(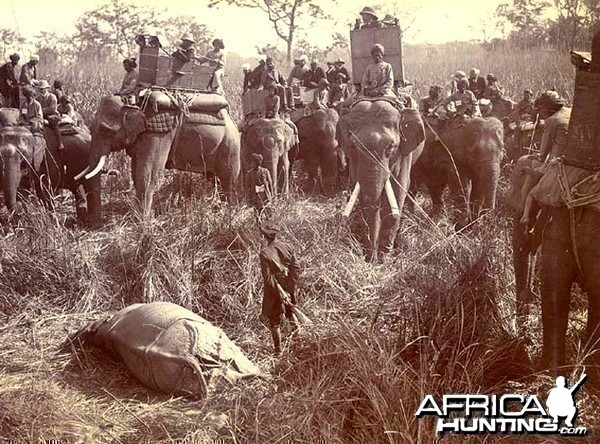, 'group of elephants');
0,91,590,373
